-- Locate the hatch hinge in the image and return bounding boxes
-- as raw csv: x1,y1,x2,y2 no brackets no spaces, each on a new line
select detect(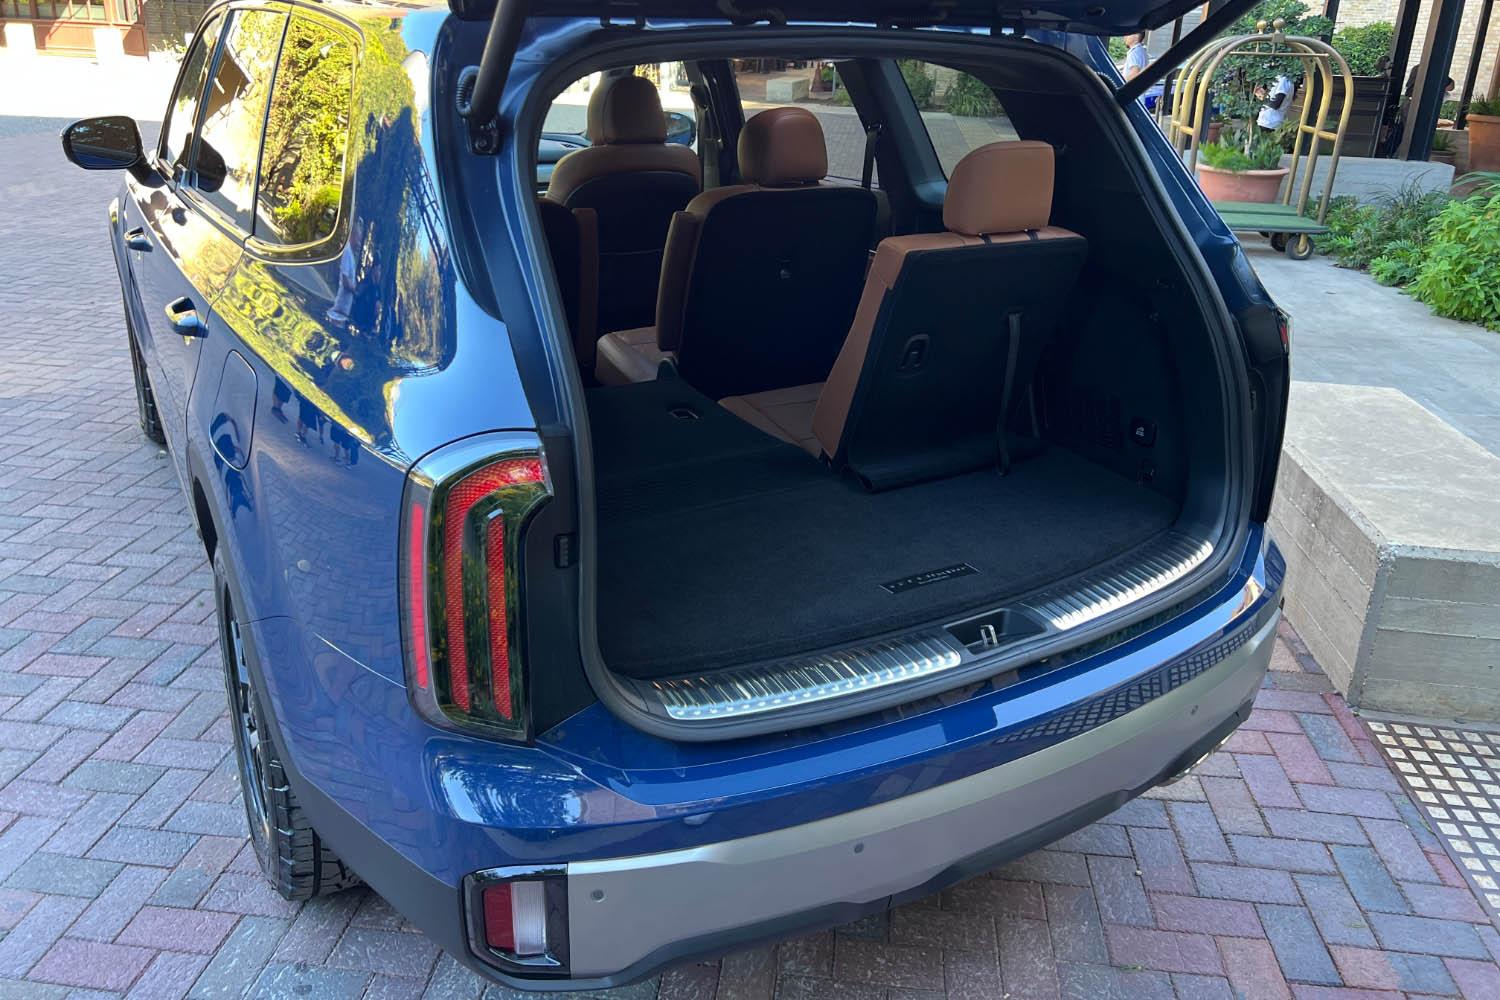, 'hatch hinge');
600,0,645,27
459,0,531,155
